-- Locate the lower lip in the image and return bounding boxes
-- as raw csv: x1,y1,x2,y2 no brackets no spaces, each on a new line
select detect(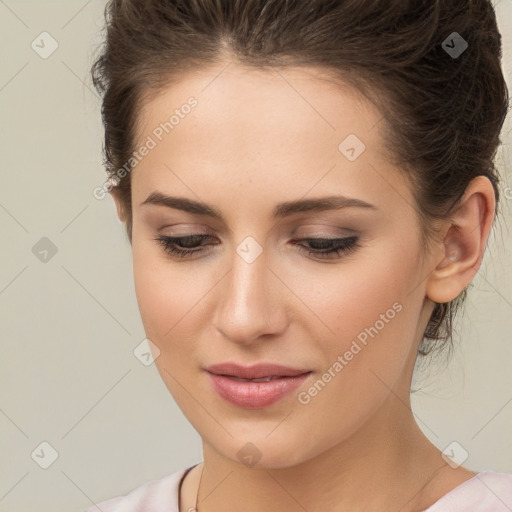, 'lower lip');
206,371,312,409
